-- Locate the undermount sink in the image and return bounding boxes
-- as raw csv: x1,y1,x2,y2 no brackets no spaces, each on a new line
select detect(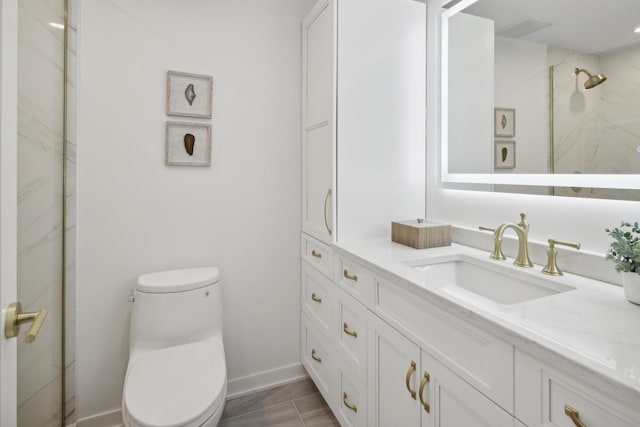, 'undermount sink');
404,257,575,305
